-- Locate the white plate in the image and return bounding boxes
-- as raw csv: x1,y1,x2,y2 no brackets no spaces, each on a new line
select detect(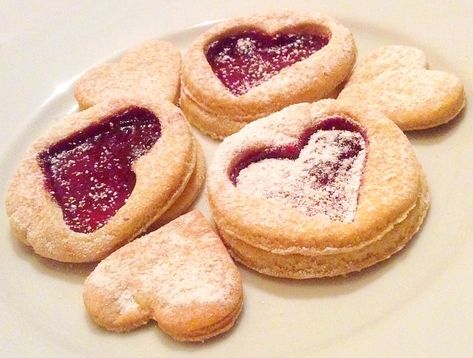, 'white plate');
1,2,472,357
